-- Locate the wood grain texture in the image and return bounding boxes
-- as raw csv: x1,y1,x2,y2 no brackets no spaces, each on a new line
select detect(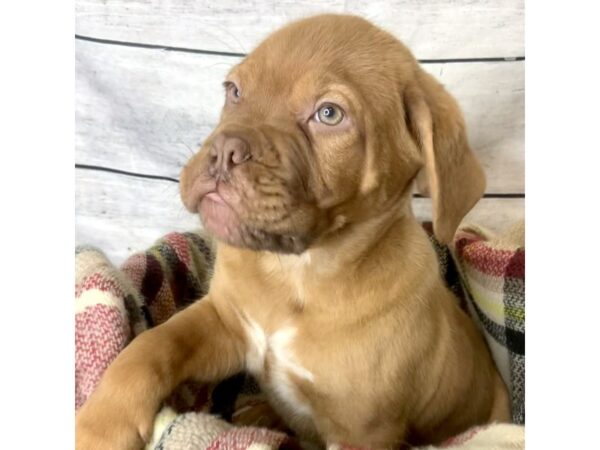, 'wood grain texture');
75,1,525,260
76,0,524,59
75,39,524,193
76,170,199,265
76,169,523,264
